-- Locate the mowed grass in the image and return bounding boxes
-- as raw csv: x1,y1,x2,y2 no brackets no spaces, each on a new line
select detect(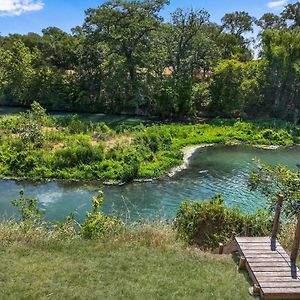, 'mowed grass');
0,226,254,300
